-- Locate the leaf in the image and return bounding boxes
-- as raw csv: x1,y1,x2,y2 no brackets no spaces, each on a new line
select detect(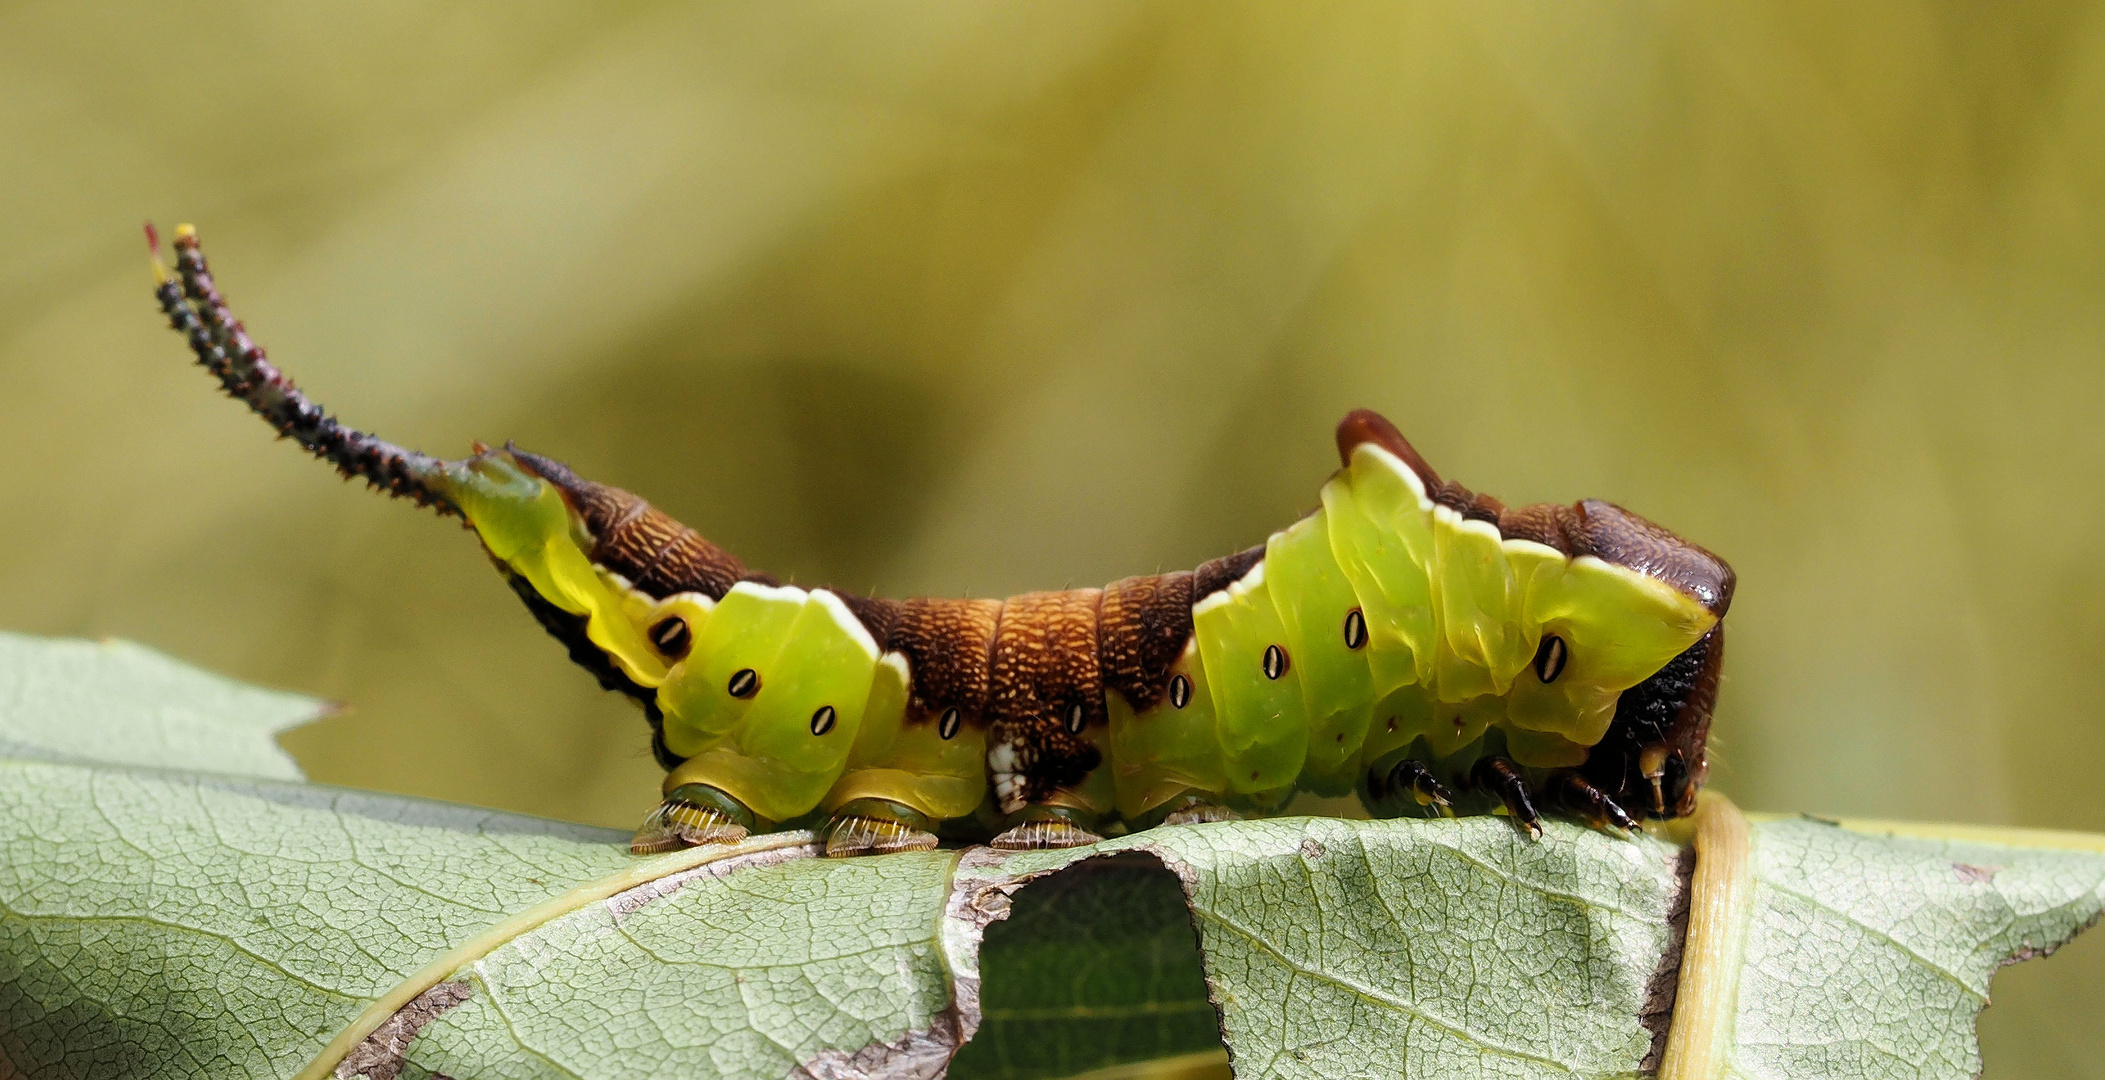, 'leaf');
0,760,639,1077
0,632,2100,1080
399,844,963,1080
961,820,1688,1080
0,630,320,779
1733,818,2105,1079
